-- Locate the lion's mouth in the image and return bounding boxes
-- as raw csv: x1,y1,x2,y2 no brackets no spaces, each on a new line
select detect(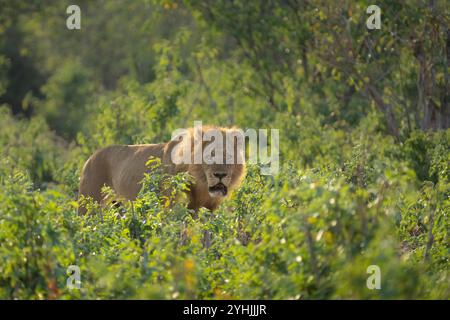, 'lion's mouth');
209,183,228,197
